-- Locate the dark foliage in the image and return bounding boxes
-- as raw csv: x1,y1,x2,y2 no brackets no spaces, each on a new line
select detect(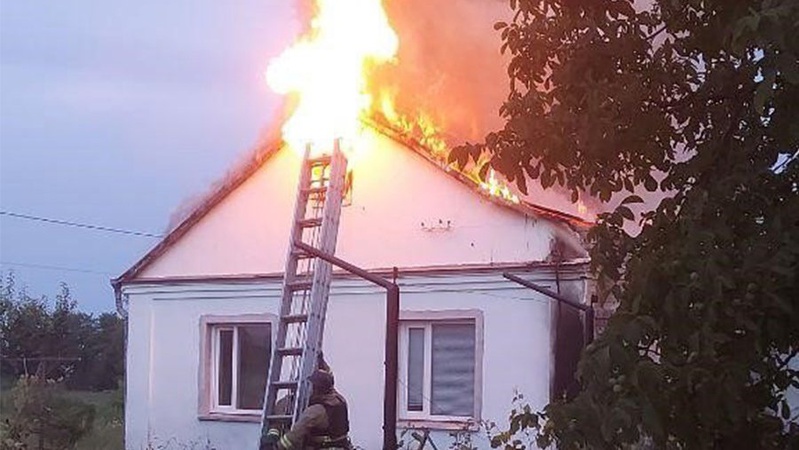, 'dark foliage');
1,272,125,391
452,0,799,448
